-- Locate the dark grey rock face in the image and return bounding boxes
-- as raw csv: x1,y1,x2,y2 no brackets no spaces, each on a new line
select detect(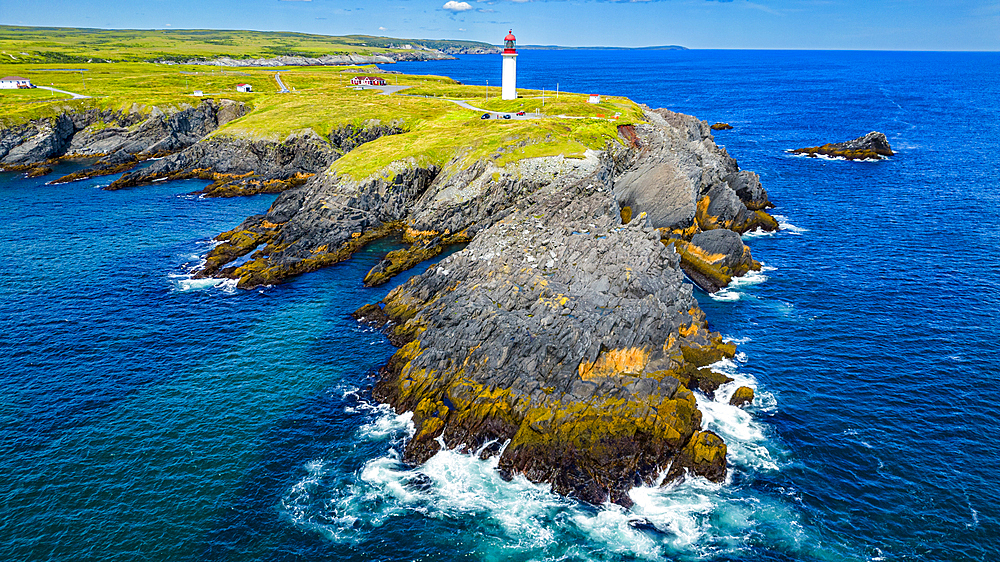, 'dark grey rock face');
690,228,747,259
372,170,734,506
0,99,248,170
791,131,894,159
0,114,76,164
108,121,405,193
726,170,771,210
839,131,893,155
611,107,775,236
